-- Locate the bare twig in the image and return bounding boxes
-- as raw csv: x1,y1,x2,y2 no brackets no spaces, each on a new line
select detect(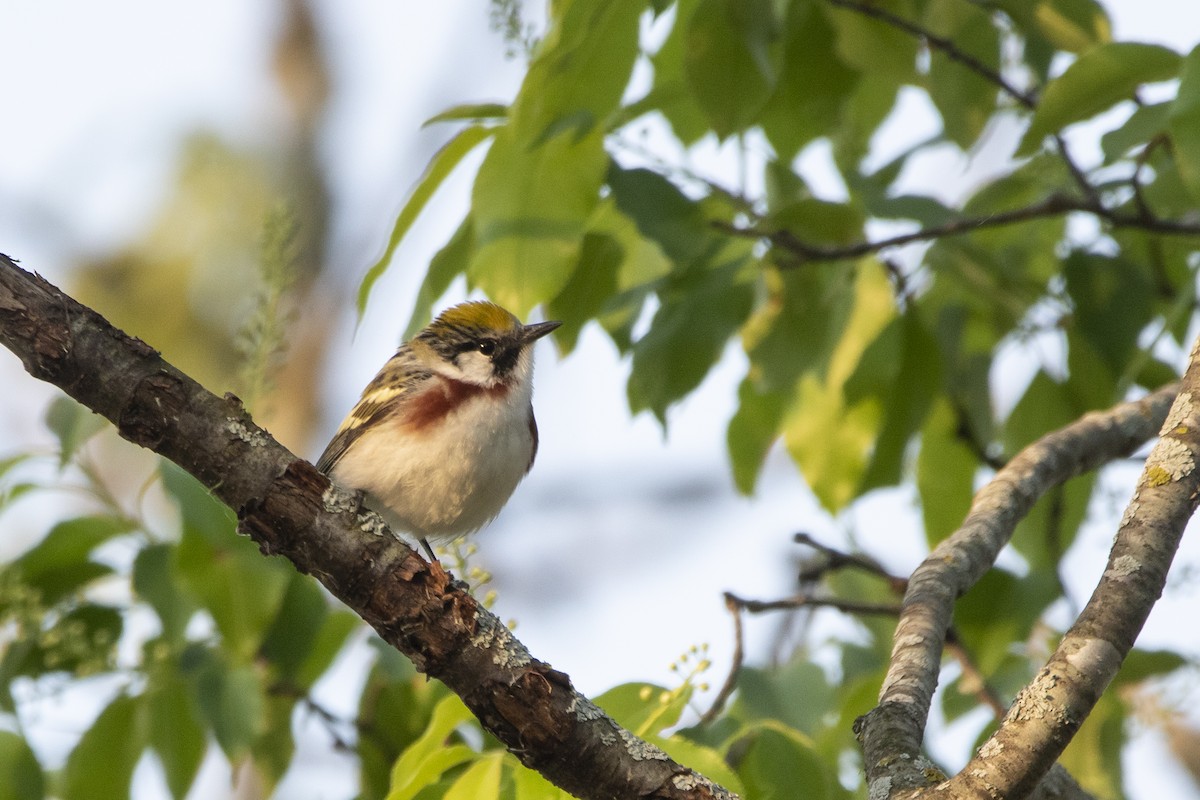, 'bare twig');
824,0,1036,108
700,594,747,726
943,628,1008,720
727,591,902,617
794,532,907,591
